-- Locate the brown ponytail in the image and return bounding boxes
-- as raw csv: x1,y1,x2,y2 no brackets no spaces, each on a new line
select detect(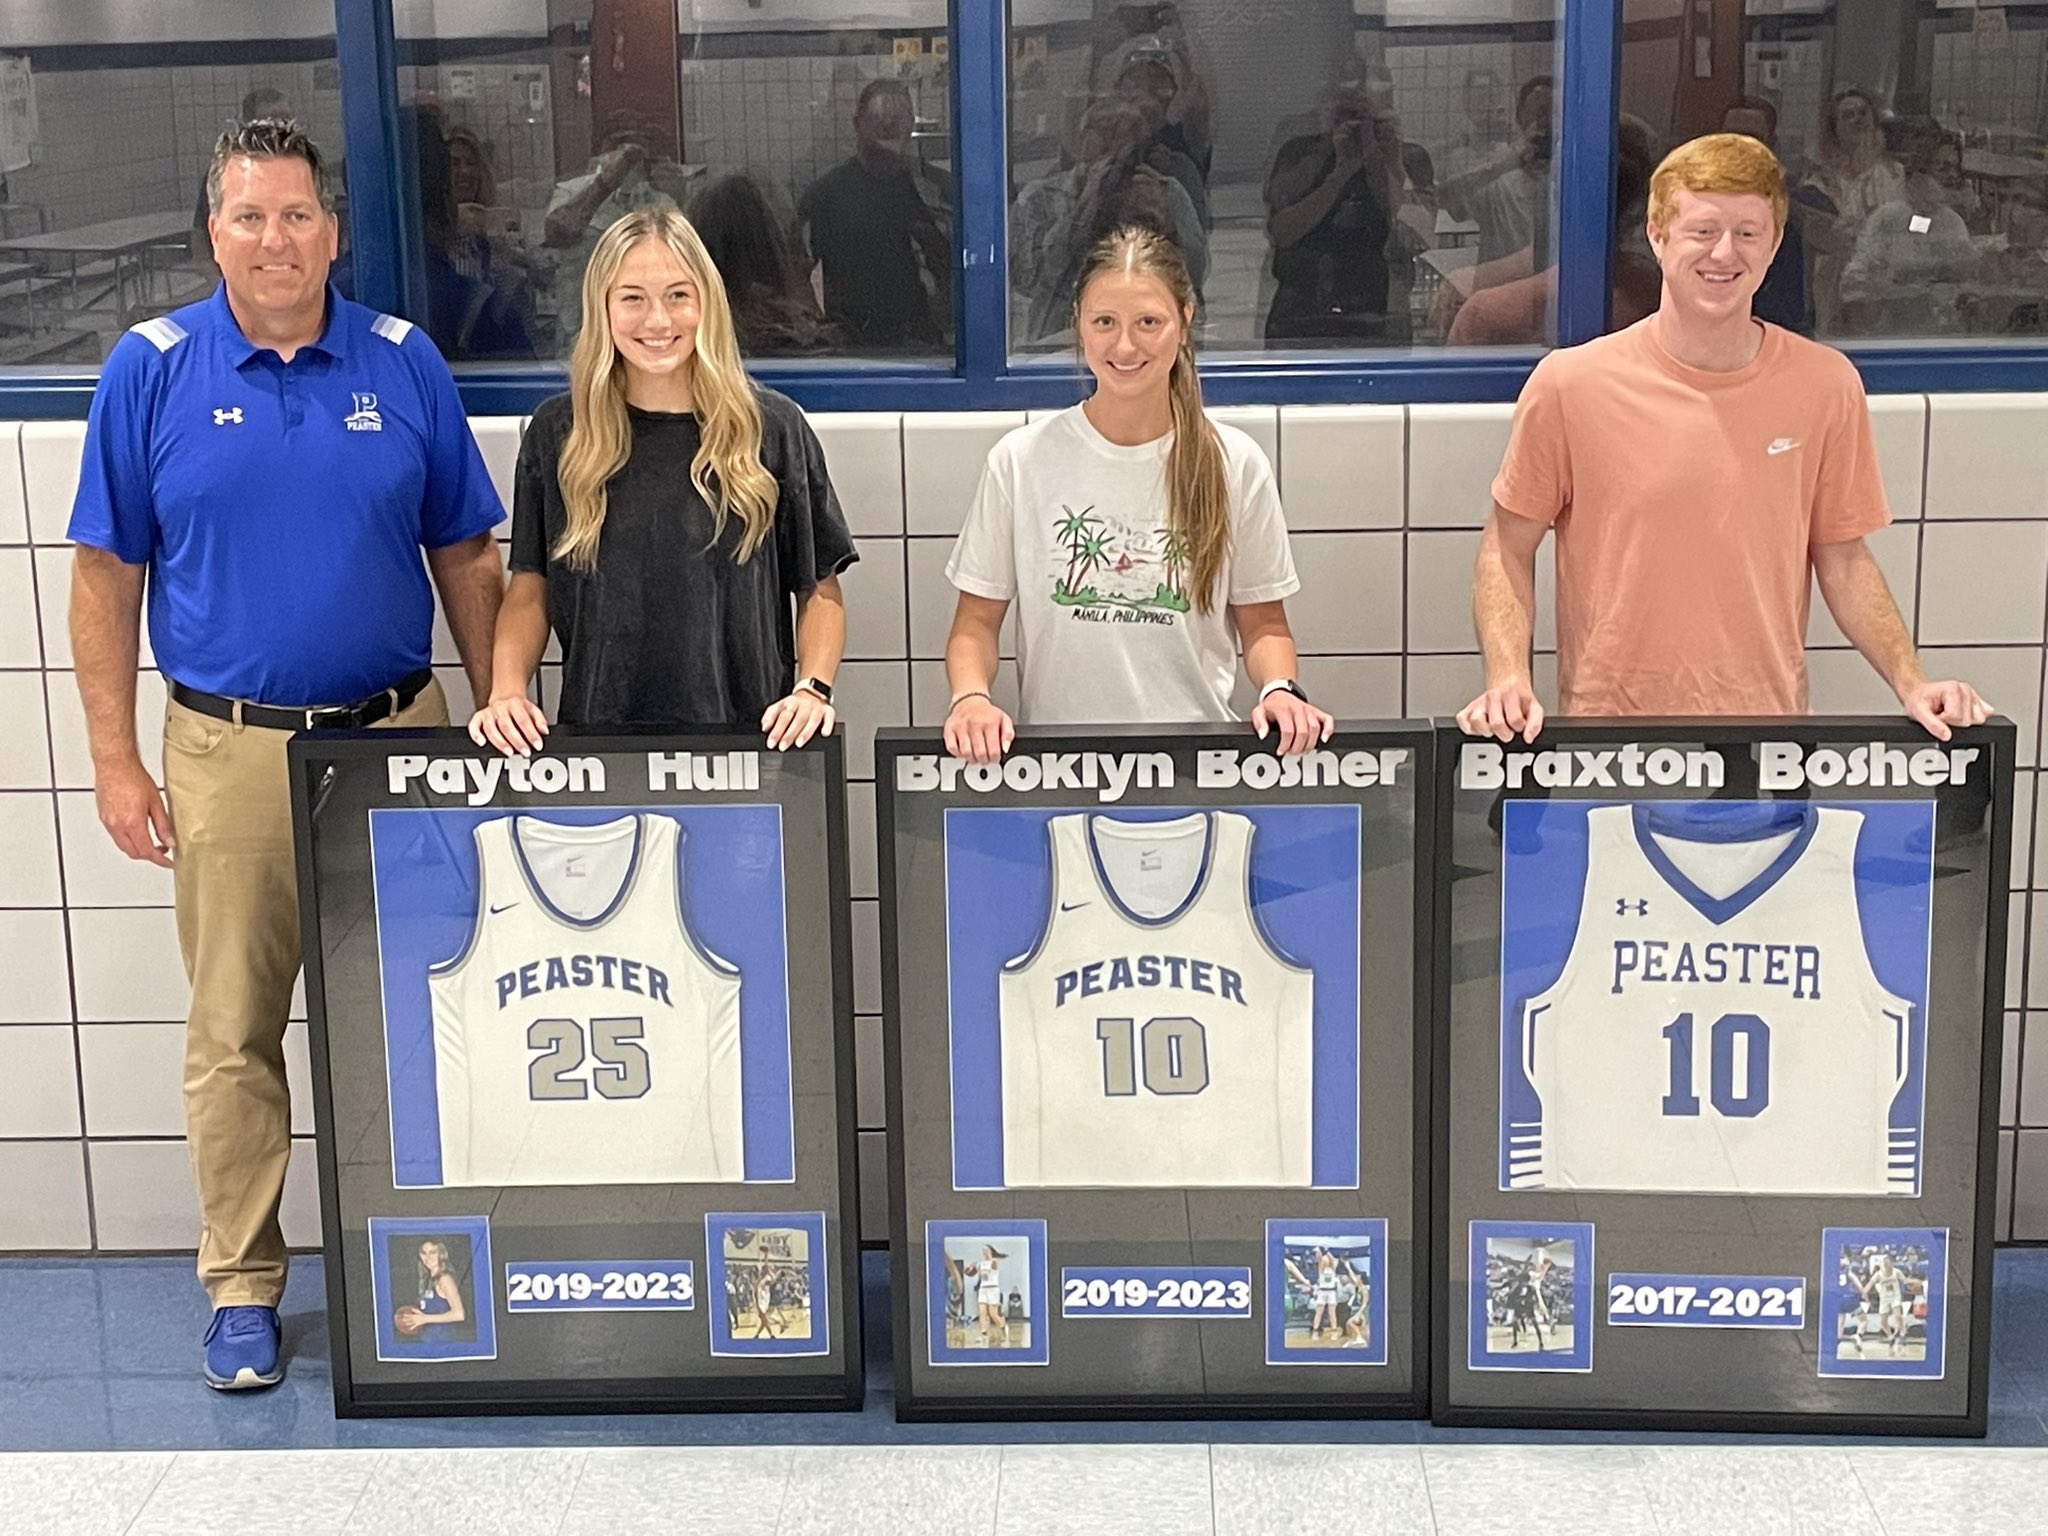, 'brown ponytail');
1073,225,1232,615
